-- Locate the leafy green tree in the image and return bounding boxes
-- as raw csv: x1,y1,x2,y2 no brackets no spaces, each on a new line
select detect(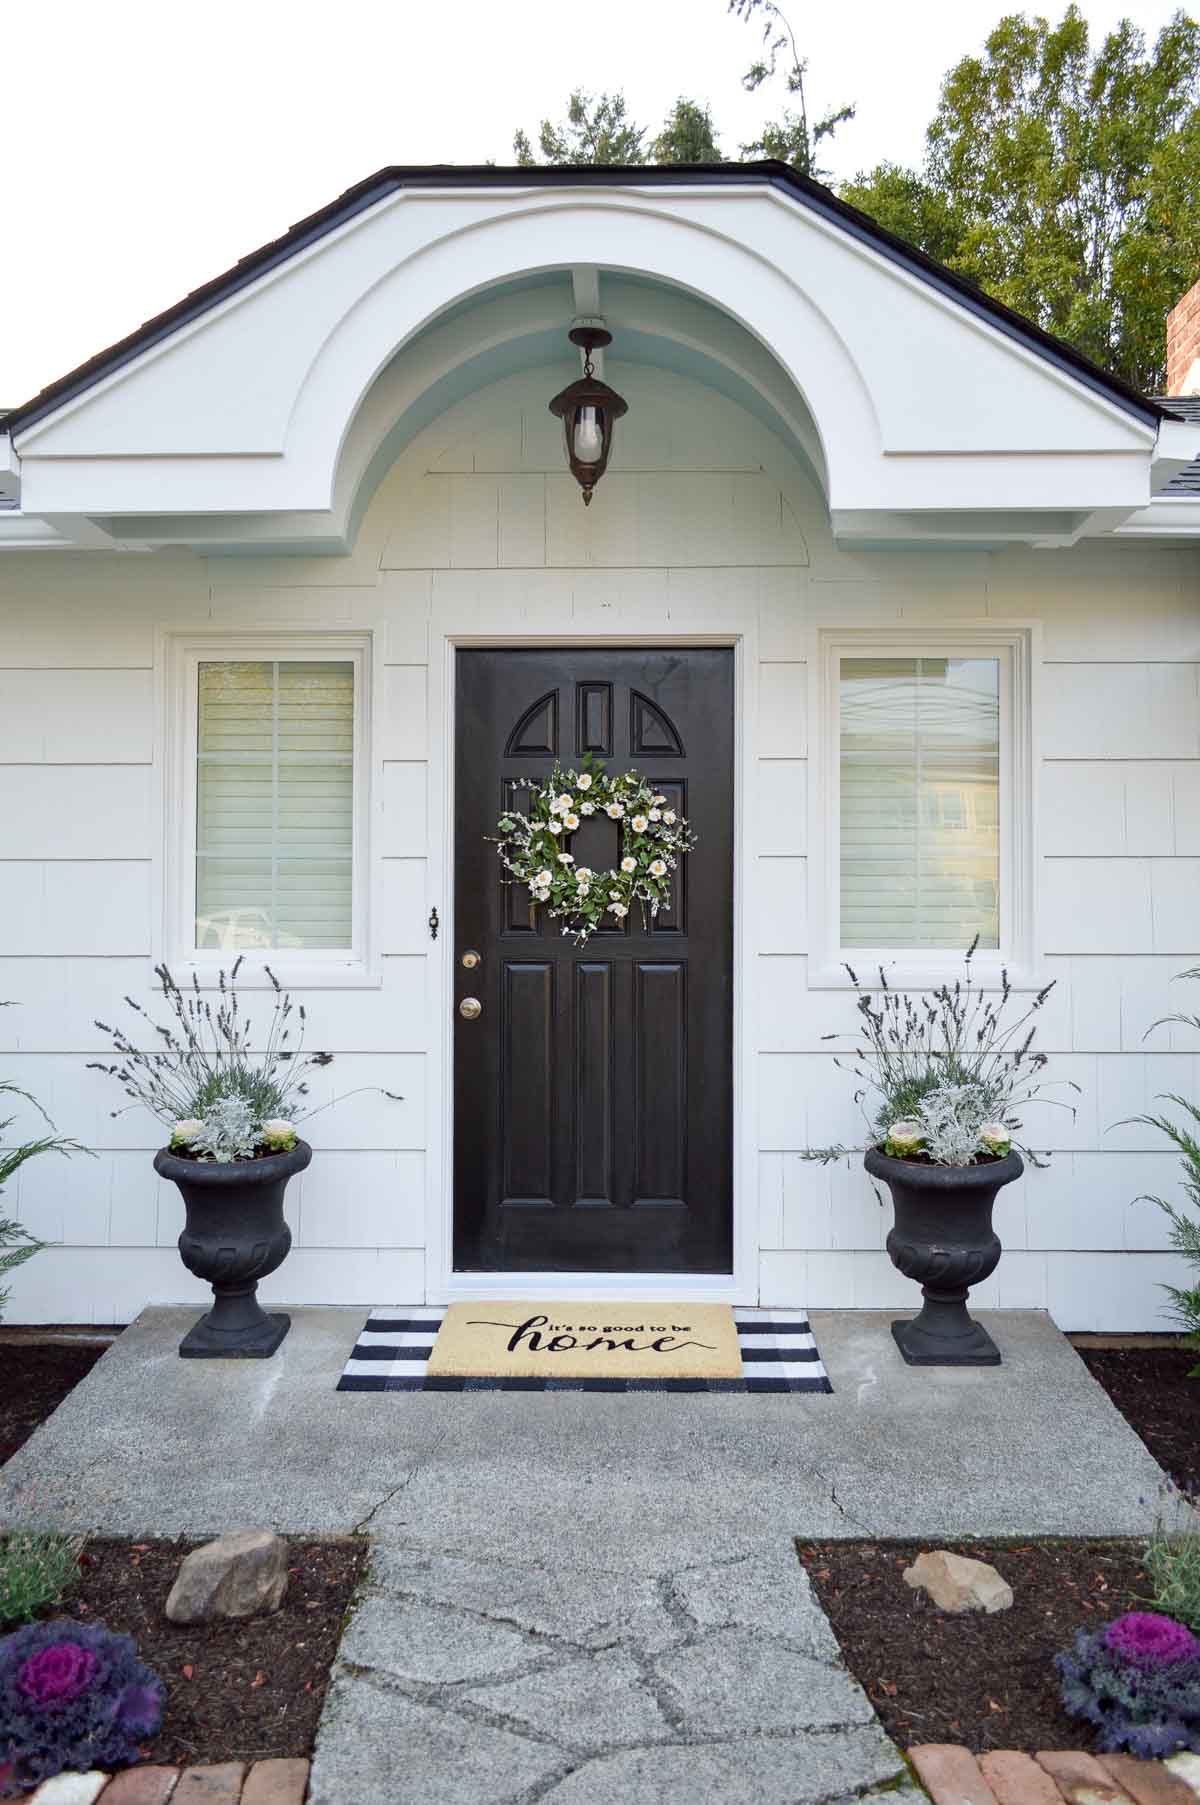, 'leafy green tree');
843,7,1200,392
729,0,854,178
514,91,647,166
651,98,724,164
